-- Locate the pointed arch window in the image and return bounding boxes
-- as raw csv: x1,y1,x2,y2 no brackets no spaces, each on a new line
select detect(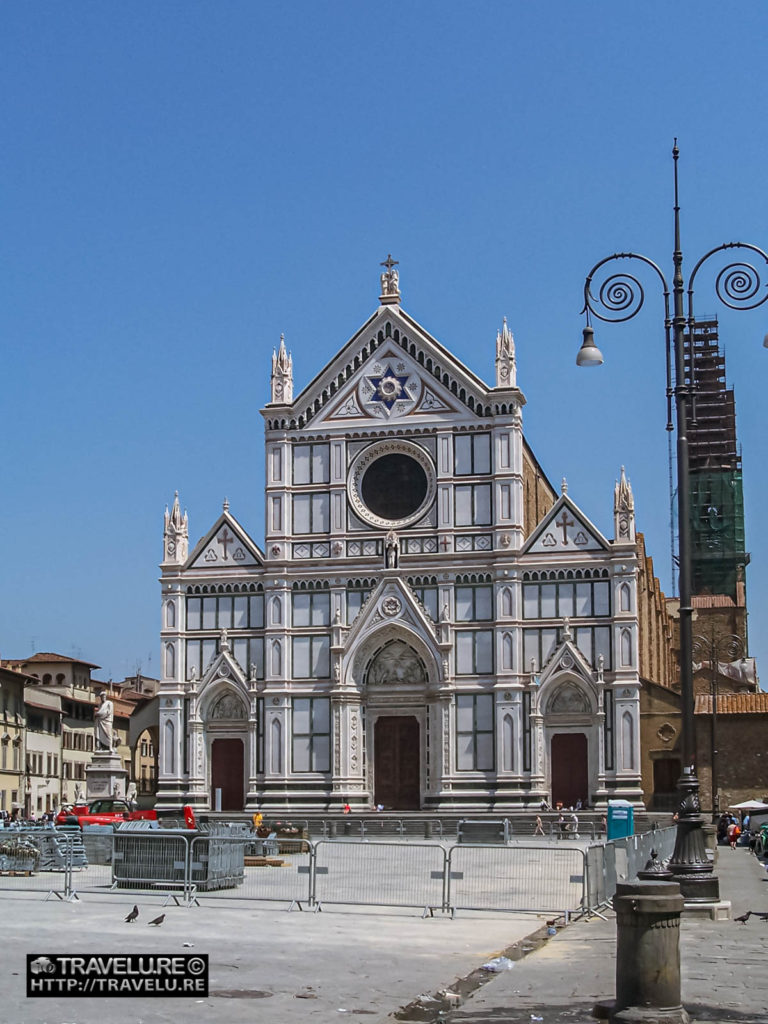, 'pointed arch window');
271,640,282,677
620,629,633,667
502,713,514,772
502,632,514,671
165,643,176,678
163,720,175,774
501,587,513,617
270,718,282,774
166,601,176,629
620,583,631,612
622,711,634,770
